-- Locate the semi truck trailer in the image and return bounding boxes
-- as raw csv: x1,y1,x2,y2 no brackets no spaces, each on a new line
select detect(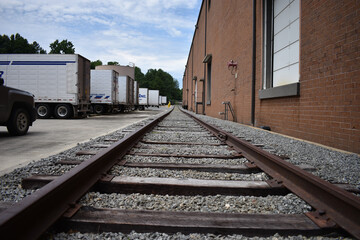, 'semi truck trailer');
133,81,139,109
138,88,148,110
90,69,119,114
161,96,167,105
149,90,160,107
118,75,134,112
0,54,91,119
